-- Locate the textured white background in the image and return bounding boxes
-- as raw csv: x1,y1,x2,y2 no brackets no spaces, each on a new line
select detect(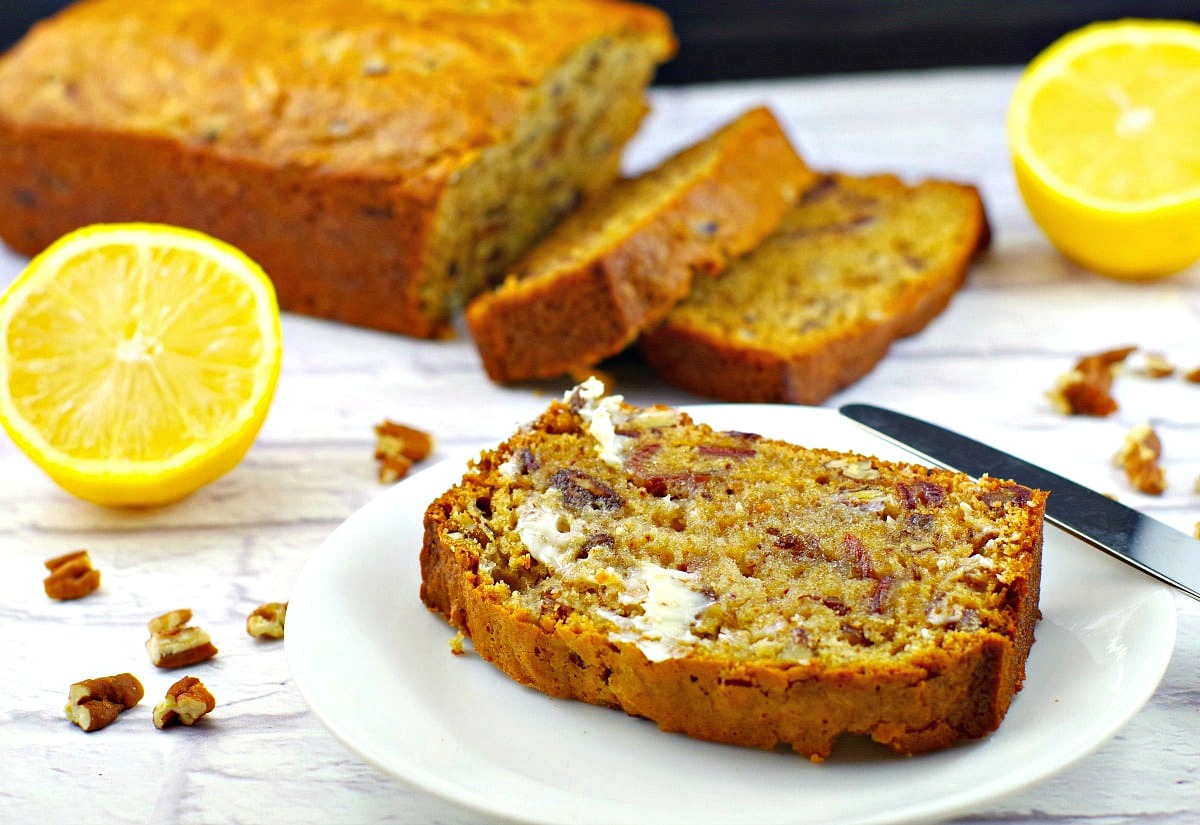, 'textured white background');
1,67,1198,824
